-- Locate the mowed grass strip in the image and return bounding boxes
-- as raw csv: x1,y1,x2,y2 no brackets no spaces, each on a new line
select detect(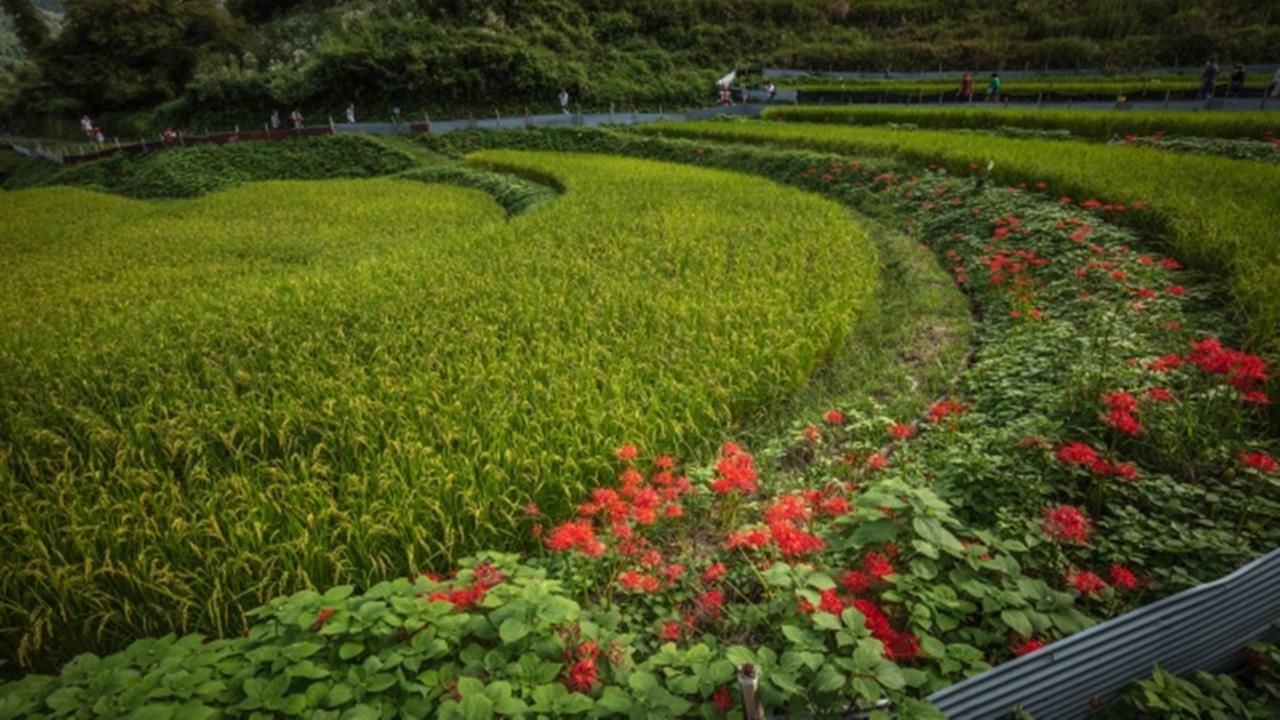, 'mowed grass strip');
761,106,1279,141
638,120,1280,363
0,152,877,670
